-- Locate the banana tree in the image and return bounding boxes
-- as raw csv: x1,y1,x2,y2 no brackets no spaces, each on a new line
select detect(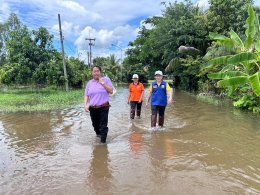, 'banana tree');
206,4,260,96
